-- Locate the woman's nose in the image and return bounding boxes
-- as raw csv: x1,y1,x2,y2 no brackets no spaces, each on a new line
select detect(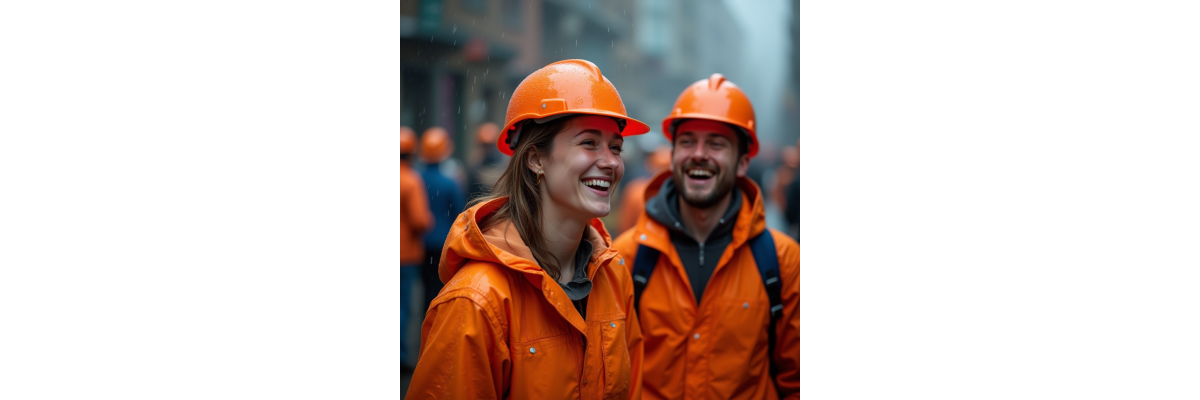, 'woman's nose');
597,148,621,169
